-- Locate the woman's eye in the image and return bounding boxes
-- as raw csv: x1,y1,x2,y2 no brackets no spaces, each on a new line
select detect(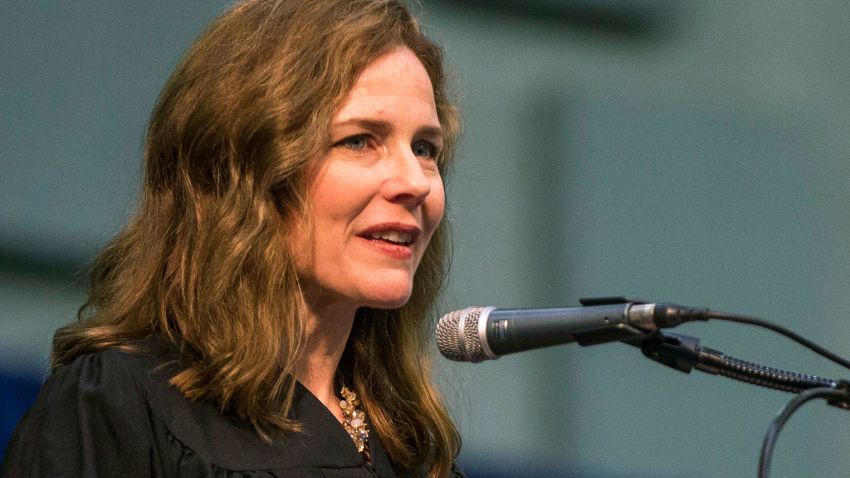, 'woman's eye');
412,140,439,159
335,135,370,151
